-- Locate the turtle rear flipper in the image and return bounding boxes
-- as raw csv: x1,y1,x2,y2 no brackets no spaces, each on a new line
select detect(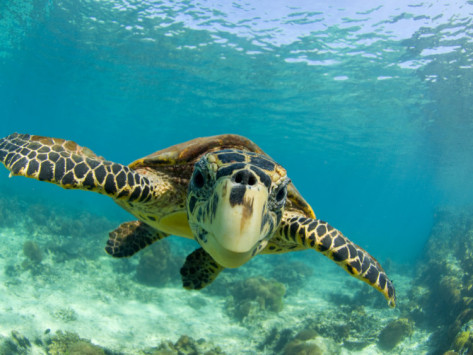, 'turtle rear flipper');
0,133,153,201
106,221,168,257
180,248,224,290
